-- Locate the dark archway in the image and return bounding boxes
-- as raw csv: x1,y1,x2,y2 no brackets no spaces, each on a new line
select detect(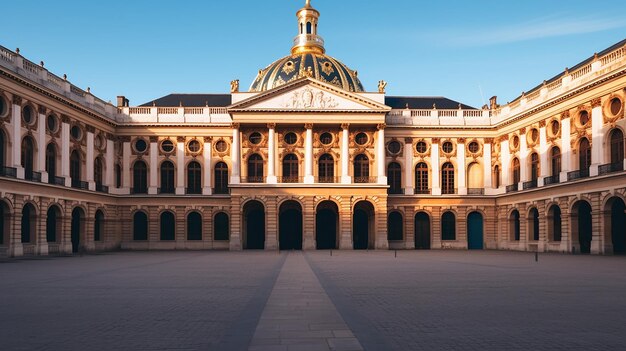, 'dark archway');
573,201,592,254
467,212,484,250
548,205,562,242
46,206,61,243
21,136,35,180
279,201,303,250
353,201,374,250
387,211,403,241
0,201,9,246
160,211,175,241
187,211,202,241
414,212,431,249
94,210,104,242
214,212,229,241
244,201,265,249
316,201,338,250
608,197,626,254
46,143,57,180
441,211,456,241
609,129,624,165
529,208,540,241
21,203,36,244
0,129,5,170
133,212,148,241
510,210,520,241
71,207,84,253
